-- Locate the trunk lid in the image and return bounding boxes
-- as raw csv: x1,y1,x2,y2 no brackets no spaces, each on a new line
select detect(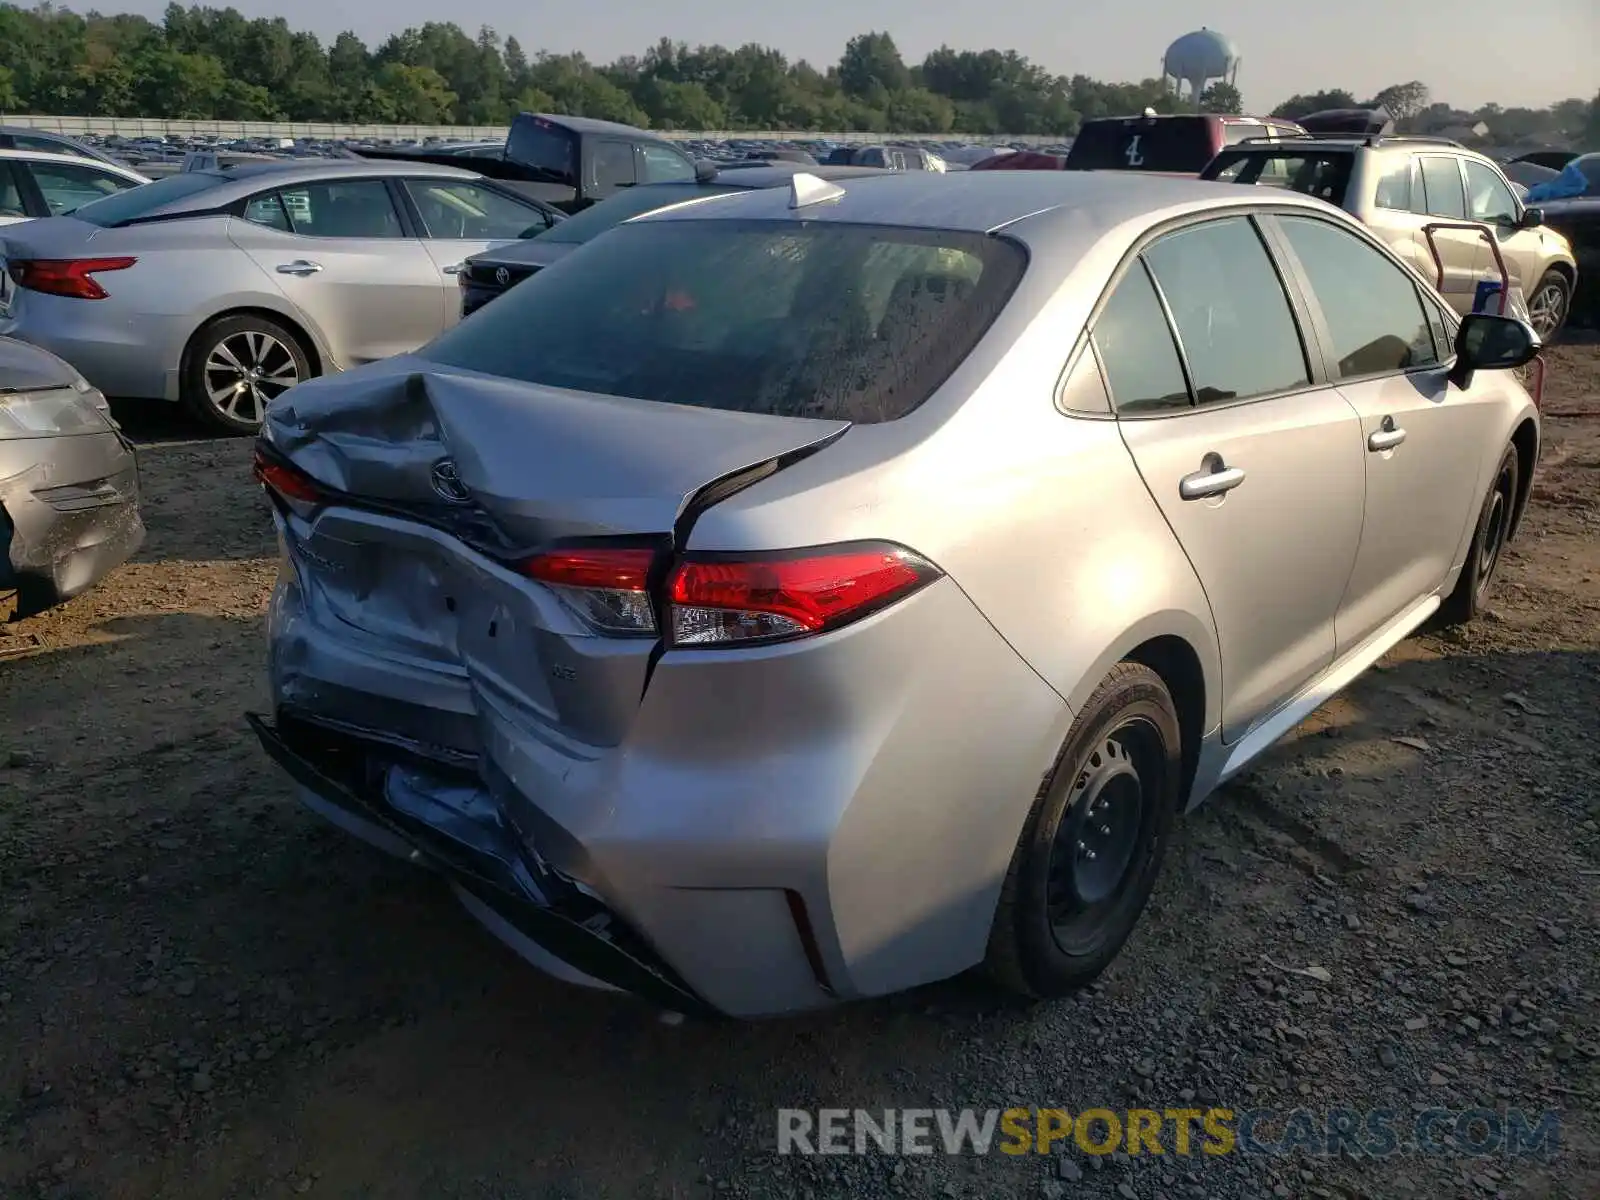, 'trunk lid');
264,358,849,751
